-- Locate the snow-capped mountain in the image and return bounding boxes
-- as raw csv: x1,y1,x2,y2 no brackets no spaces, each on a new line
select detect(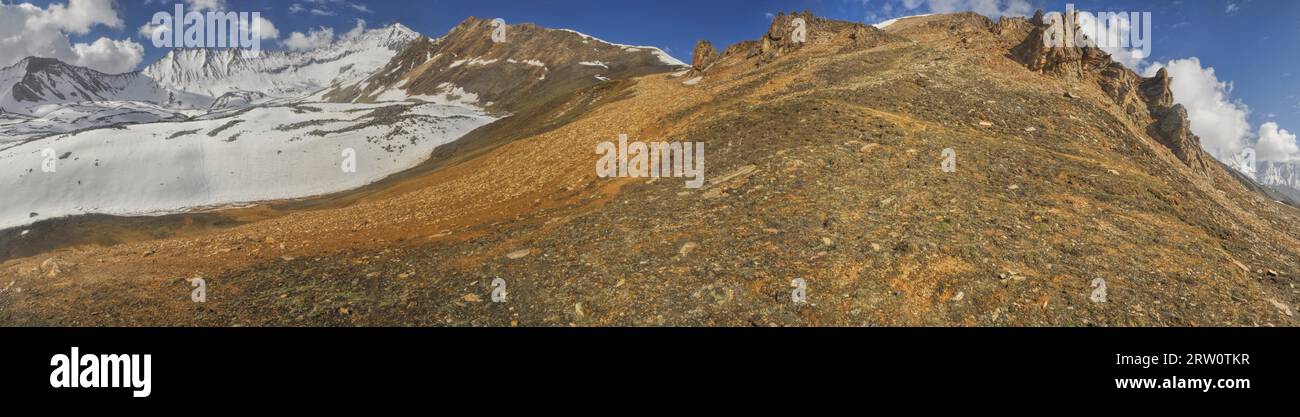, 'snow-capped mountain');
0,18,691,229
0,57,211,116
143,23,419,100
1258,161,1300,202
